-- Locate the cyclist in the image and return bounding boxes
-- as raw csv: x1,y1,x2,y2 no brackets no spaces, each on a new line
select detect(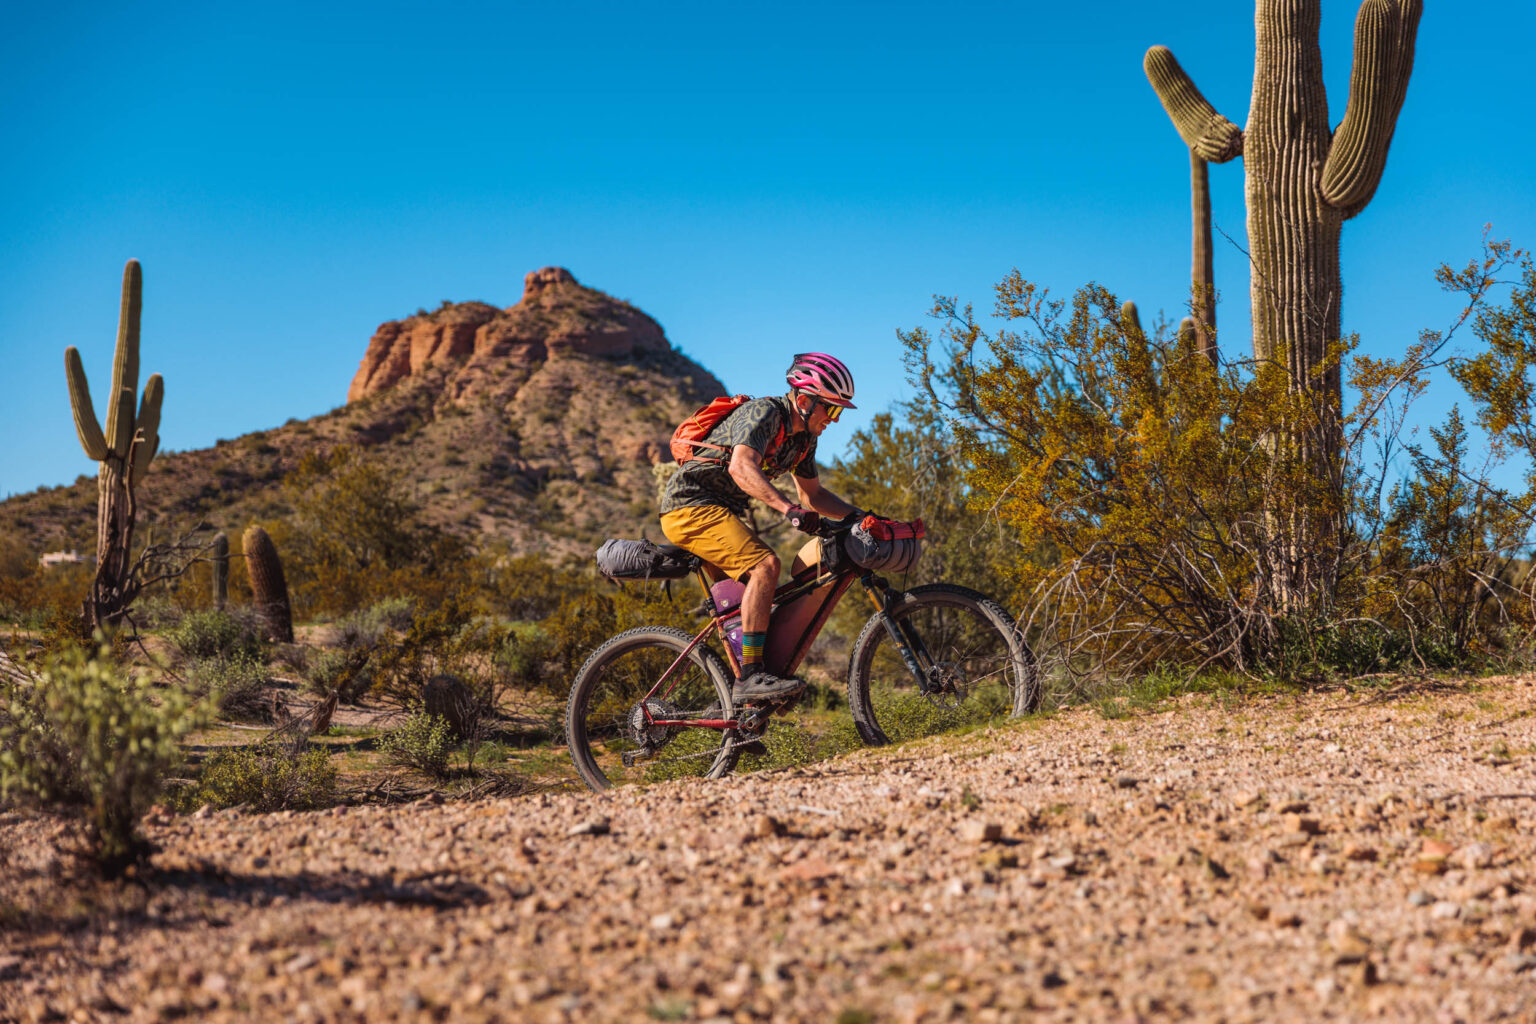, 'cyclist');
660,353,862,703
